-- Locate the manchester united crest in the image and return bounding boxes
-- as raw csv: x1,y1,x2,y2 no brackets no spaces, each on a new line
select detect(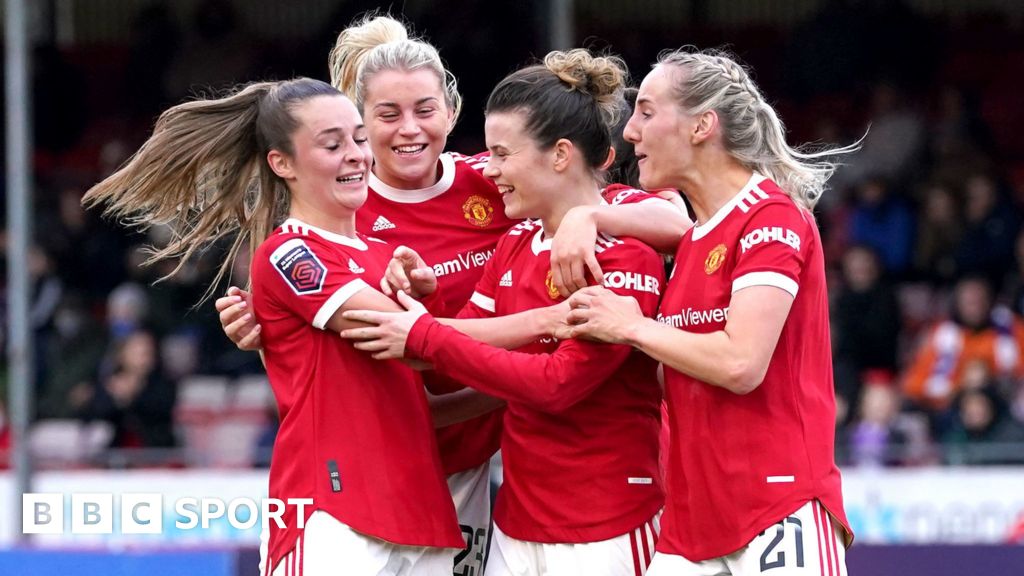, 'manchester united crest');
705,244,727,275
462,195,494,227
545,270,561,300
